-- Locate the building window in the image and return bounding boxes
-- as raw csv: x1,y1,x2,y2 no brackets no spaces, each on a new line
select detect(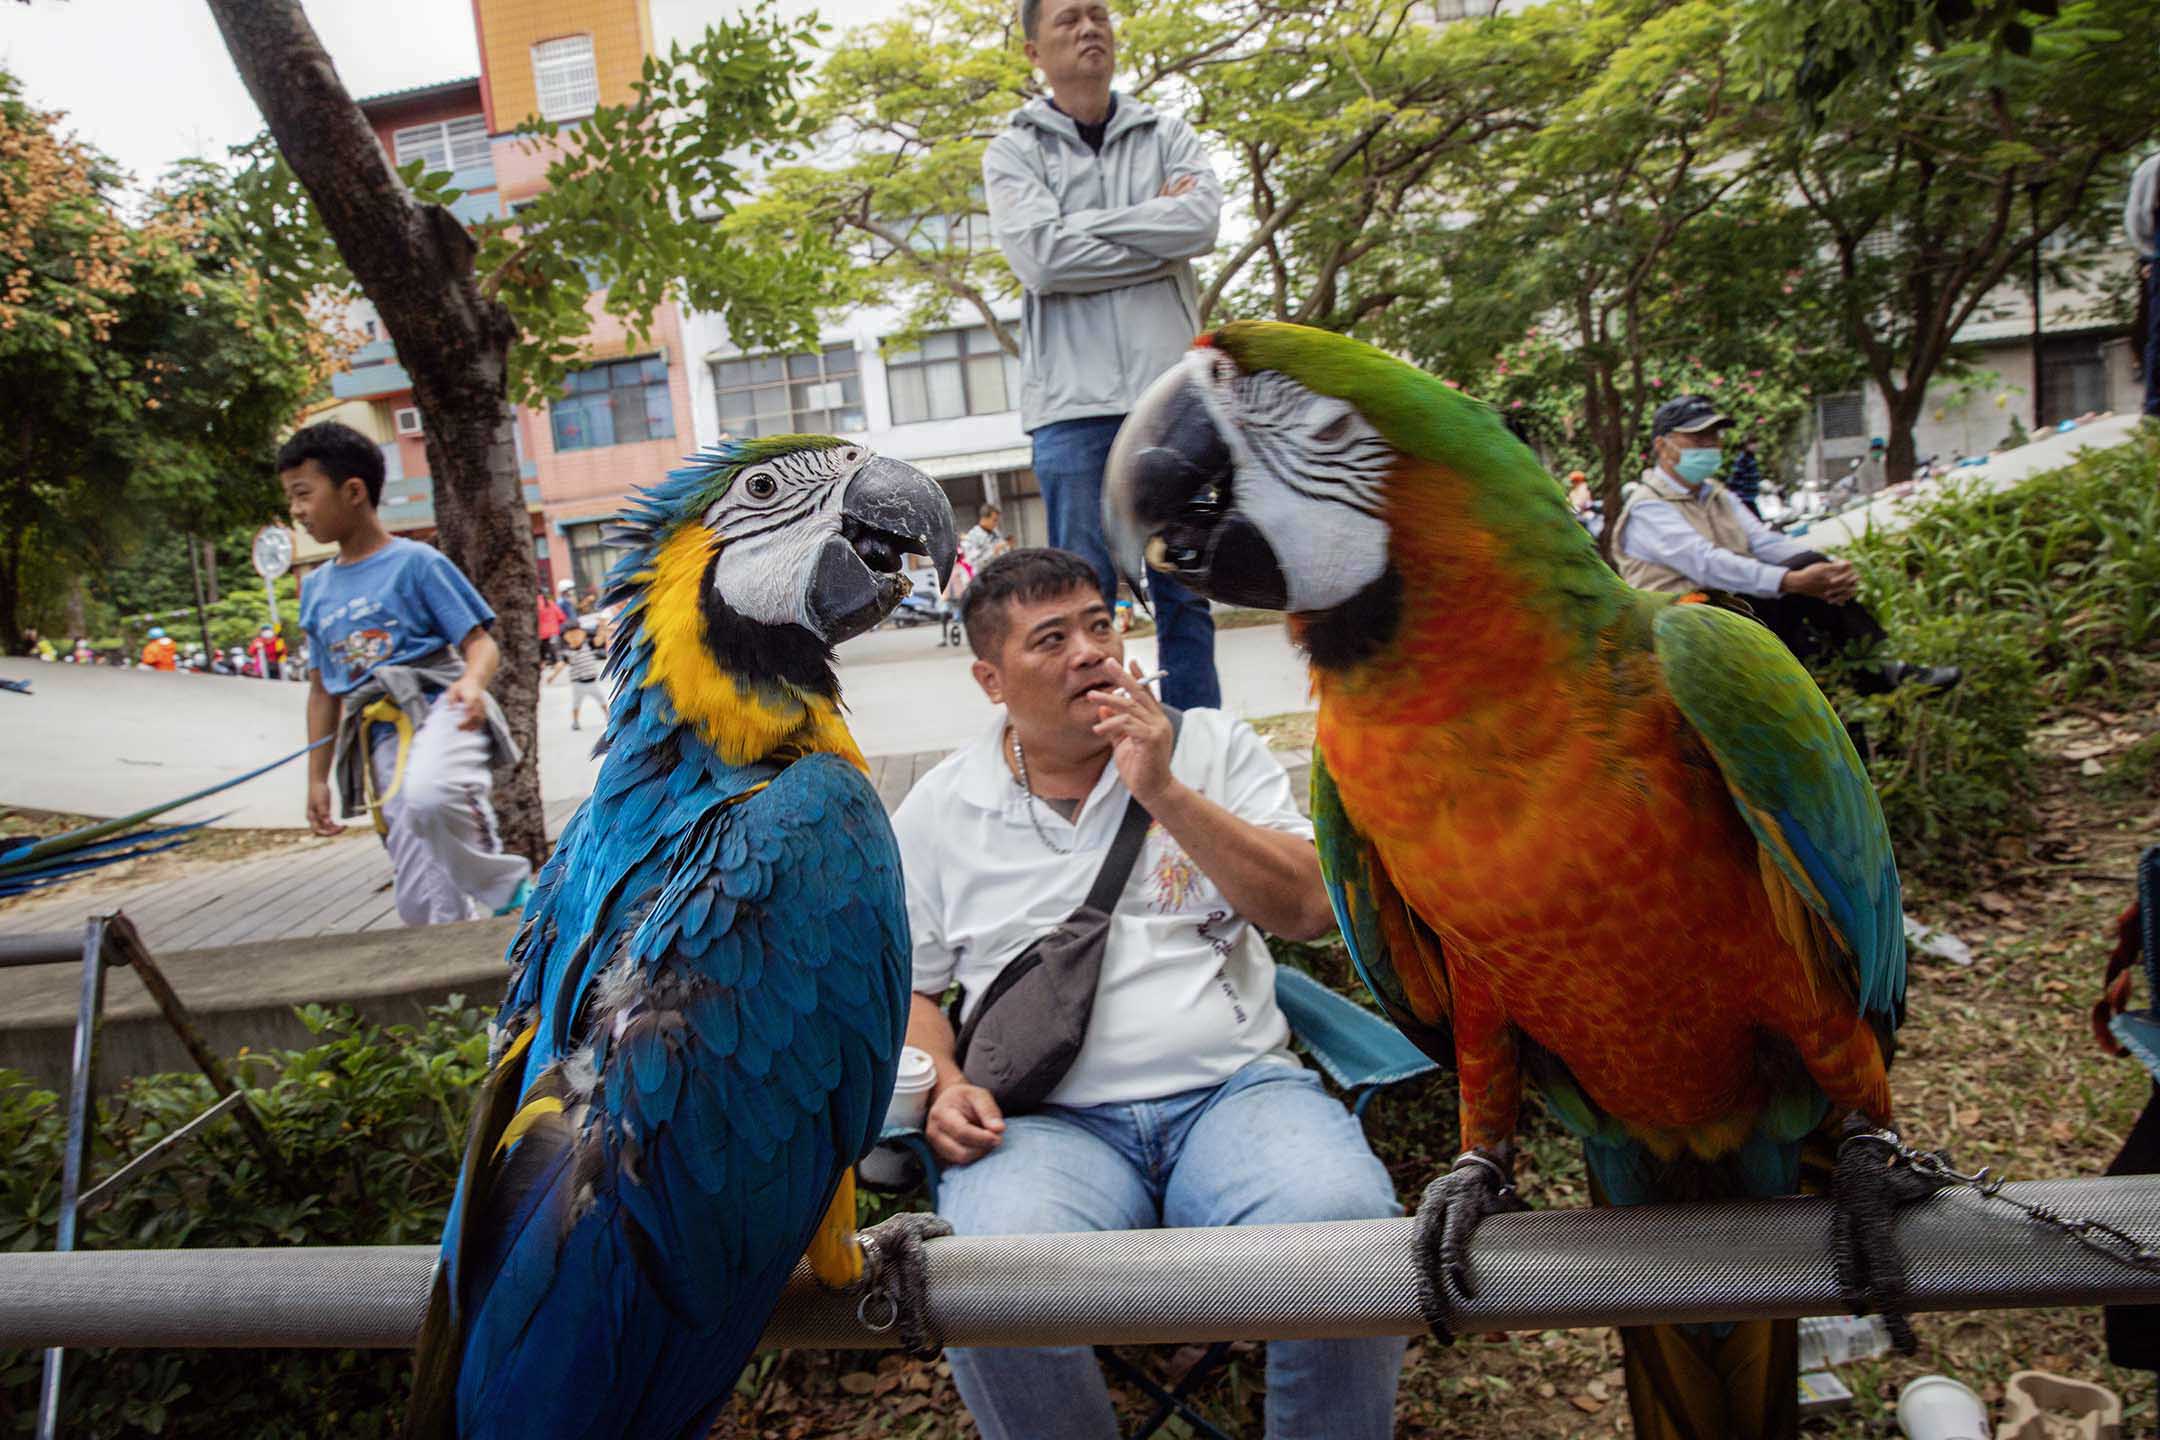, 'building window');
1816,392,1867,441
550,356,675,452
533,36,600,122
886,326,1022,425
561,521,613,601
713,344,864,438
2039,336,2107,426
392,115,490,174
